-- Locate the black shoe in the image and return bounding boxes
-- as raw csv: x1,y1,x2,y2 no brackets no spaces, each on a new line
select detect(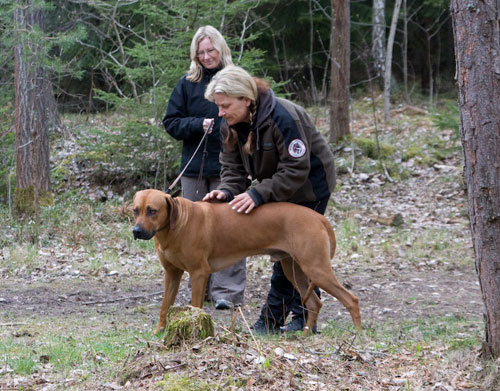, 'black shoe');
214,299,231,310
249,318,279,335
280,317,318,333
